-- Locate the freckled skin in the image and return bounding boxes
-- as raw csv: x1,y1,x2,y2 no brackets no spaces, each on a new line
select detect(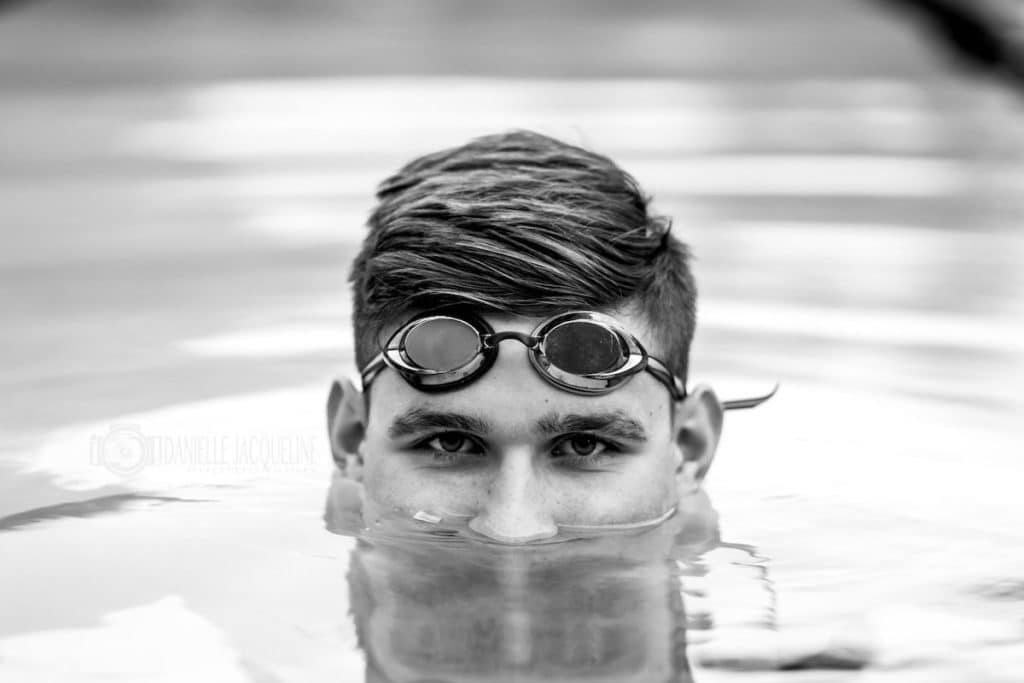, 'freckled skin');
351,311,707,543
